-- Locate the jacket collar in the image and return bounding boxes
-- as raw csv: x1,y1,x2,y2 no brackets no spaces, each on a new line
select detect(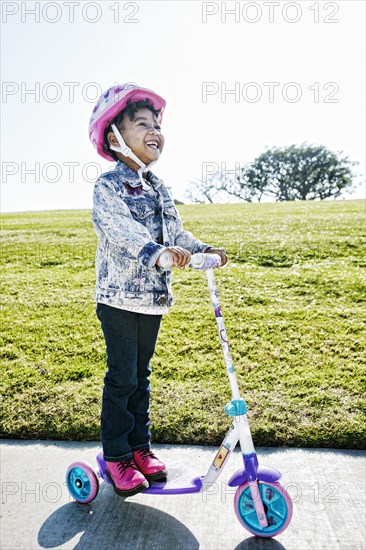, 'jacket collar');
115,161,161,190
115,161,142,188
